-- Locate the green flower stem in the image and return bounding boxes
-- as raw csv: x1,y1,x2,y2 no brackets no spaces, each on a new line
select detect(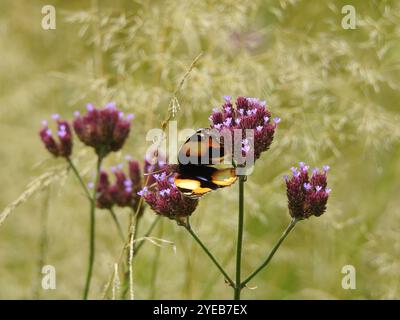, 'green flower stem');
183,222,235,288
66,157,91,199
121,213,161,299
127,210,142,300
149,218,164,299
240,218,298,289
83,156,103,300
234,175,246,300
67,158,126,244
133,213,141,246
121,196,144,299
109,208,125,241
